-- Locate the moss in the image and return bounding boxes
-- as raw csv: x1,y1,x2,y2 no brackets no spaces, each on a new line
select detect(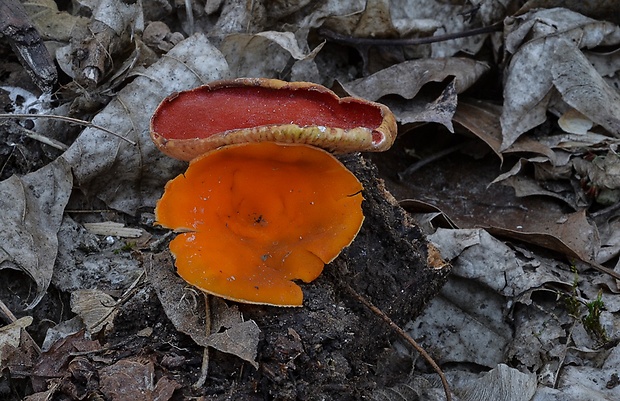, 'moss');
559,265,608,344
582,291,608,344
